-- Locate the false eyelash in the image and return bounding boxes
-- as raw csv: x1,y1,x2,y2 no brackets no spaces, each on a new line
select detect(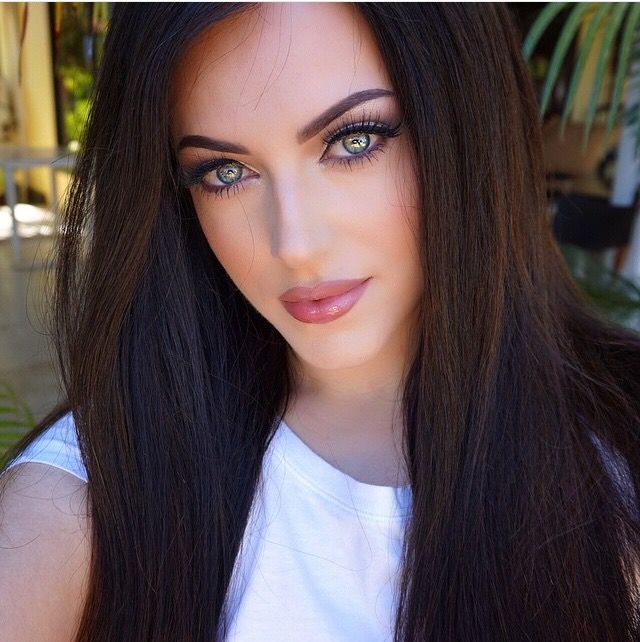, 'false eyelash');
320,107,403,147
181,109,403,198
